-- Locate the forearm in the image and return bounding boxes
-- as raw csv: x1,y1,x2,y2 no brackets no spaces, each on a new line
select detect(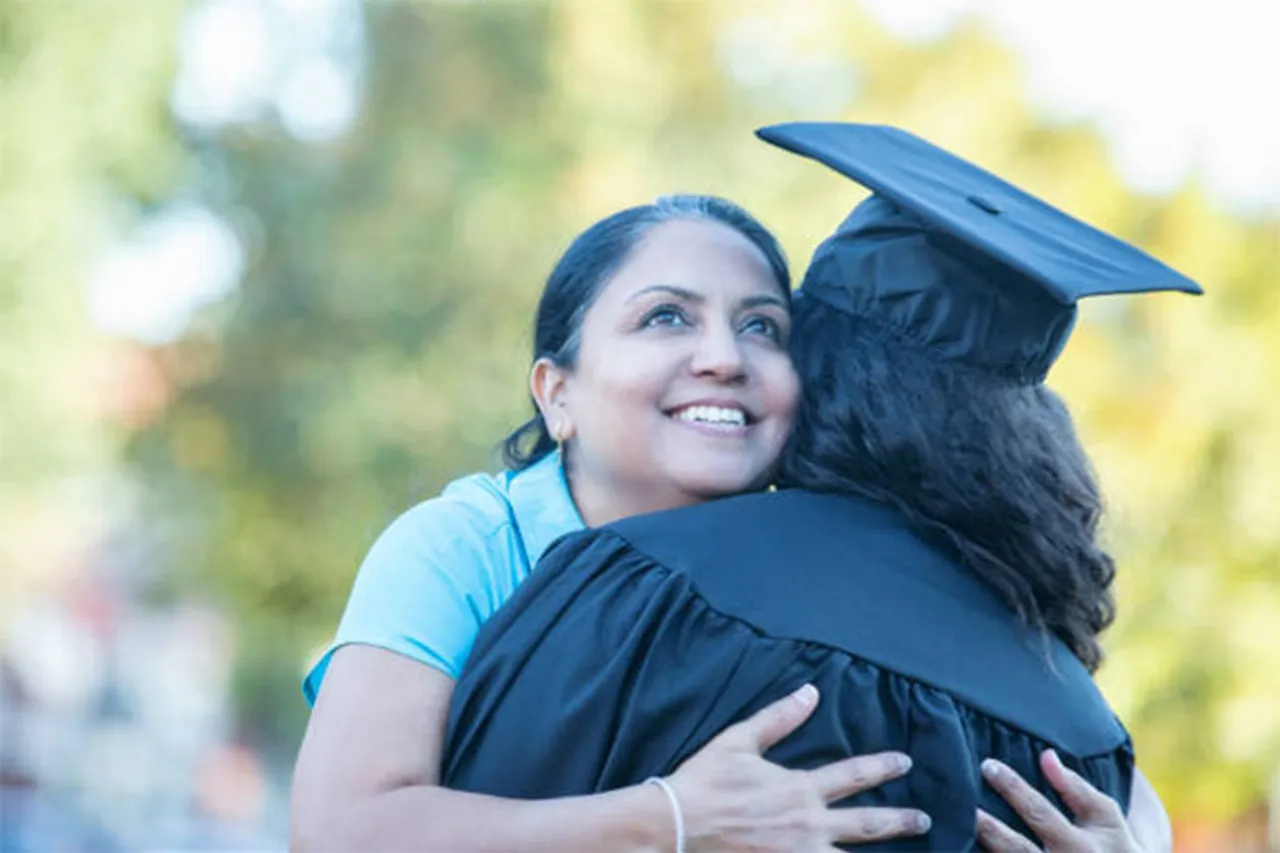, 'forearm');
296,781,671,853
